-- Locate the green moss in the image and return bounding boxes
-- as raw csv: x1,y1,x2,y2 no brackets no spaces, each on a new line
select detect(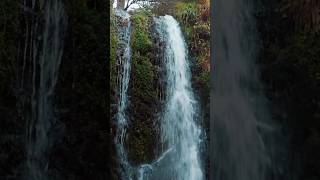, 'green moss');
131,11,152,53
132,54,156,100
110,14,118,91
127,119,155,164
197,71,210,89
126,10,158,165
130,11,155,101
